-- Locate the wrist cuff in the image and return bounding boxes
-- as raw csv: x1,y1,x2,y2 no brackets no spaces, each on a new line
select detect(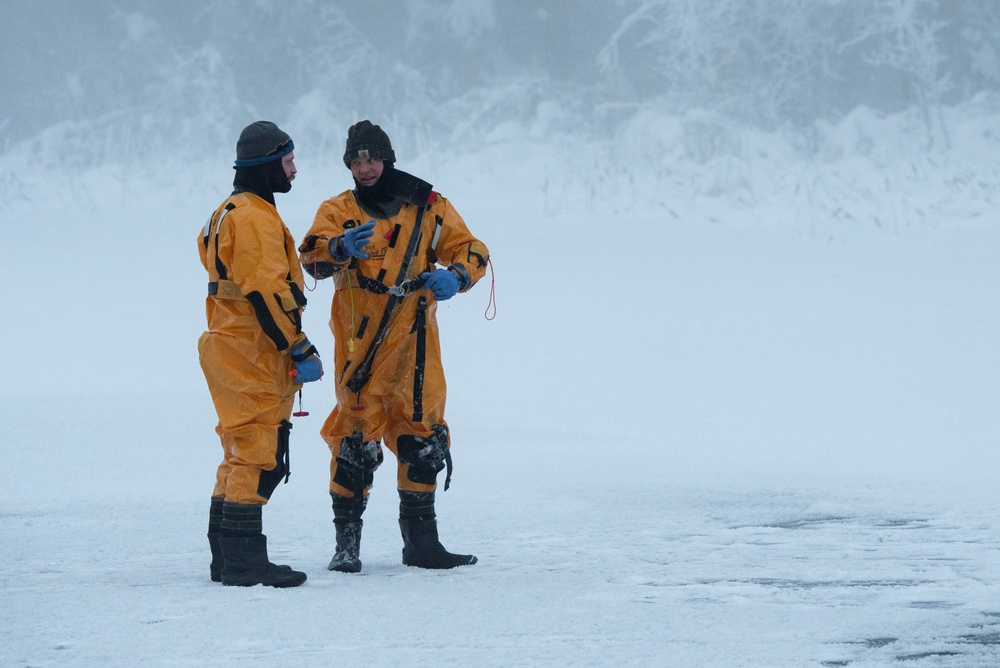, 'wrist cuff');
447,264,471,292
328,236,349,262
289,338,318,361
